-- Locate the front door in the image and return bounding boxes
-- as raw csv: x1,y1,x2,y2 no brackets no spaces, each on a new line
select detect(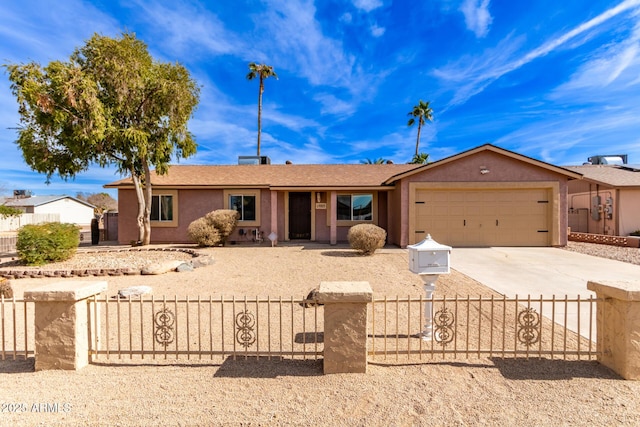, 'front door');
289,192,311,240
